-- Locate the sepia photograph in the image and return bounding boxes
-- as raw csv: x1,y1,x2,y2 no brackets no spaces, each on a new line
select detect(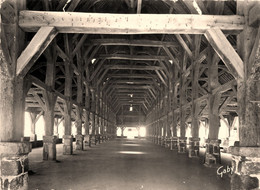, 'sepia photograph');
0,0,259,189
